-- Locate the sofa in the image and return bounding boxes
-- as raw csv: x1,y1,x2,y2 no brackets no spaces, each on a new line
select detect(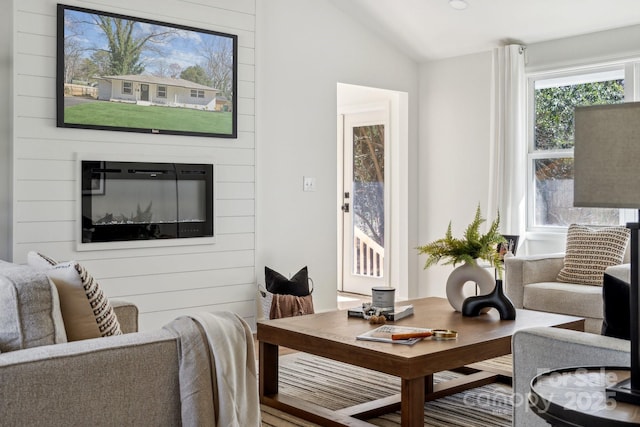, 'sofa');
0,257,260,426
512,326,630,427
